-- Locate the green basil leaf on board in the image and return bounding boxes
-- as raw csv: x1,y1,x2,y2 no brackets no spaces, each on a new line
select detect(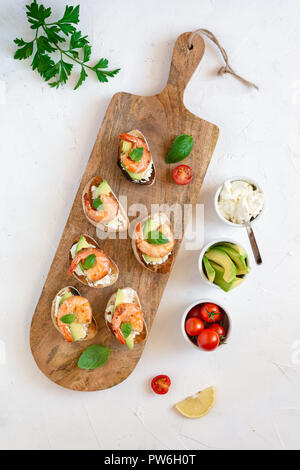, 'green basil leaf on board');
92,197,104,211
13,2,120,90
129,147,144,162
82,254,96,270
60,314,76,324
78,345,111,370
121,322,132,339
147,231,170,245
166,135,194,164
